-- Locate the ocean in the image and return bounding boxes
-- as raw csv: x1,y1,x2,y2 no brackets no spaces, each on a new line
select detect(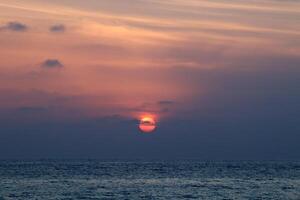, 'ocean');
0,160,299,199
